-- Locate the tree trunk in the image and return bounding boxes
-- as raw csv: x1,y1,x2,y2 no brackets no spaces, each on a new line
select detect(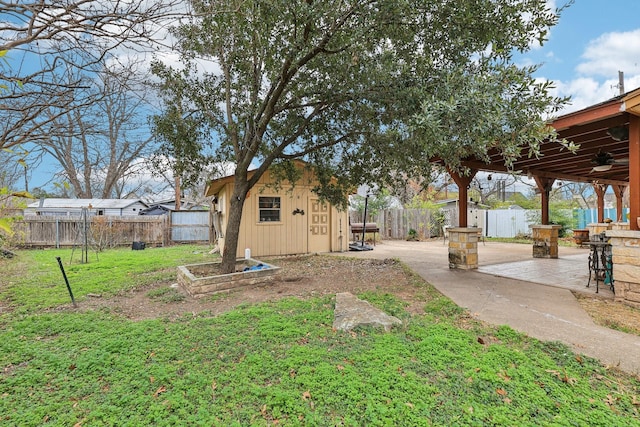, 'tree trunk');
174,175,181,211
220,178,249,273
